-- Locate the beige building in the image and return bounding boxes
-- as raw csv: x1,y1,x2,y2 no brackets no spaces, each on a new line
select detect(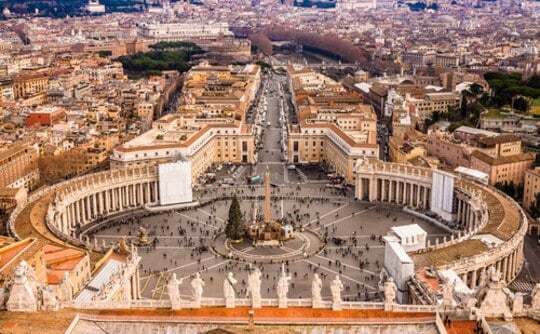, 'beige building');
523,167,540,214
12,72,49,100
180,62,261,122
427,130,473,169
287,66,378,183
111,63,260,183
470,135,535,186
111,115,255,183
389,134,427,165
0,142,40,191
406,92,460,122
